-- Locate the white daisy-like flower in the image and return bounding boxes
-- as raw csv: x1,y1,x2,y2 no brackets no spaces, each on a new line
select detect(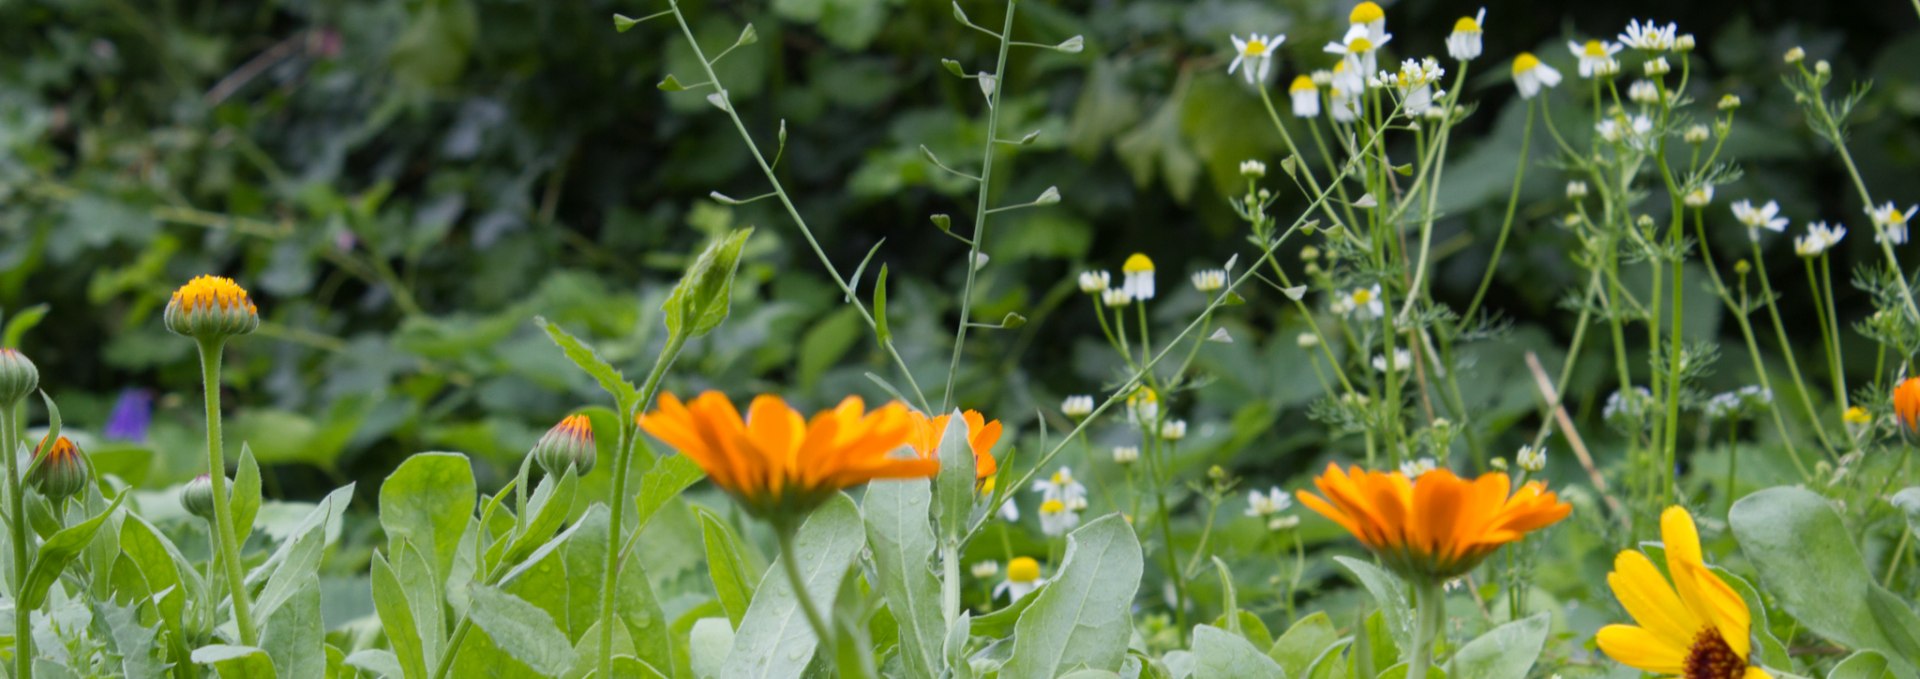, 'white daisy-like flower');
1568,39,1623,78
1101,288,1133,307
1346,285,1385,320
997,496,1020,522
1372,348,1412,373
1126,387,1159,424
1399,457,1437,477
1297,332,1320,348
1159,419,1188,441
1121,253,1156,300
1240,159,1267,178
1289,76,1321,118
1111,446,1139,465
1246,486,1292,517
1643,56,1671,77
1038,498,1080,536
994,557,1045,601
1567,181,1590,199
1329,86,1361,123
971,560,1000,579
1870,202,1915,244
1077,270,1110,293
1618,19,1678,52
1191,269,1227,292
1510,52,1561,99
1595,114,1654,149
1627,80,1659,104
1229,33,1284,85
1060,395,1094,418
1349,1,1387,41
1795,221,1847,257
1383,57,1446,116
1031,466,1088,505
1325,24,1393,87
1516,445,1547,472
1683,184,1714,208
1731,200,1788,240
1446,9,1485,62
